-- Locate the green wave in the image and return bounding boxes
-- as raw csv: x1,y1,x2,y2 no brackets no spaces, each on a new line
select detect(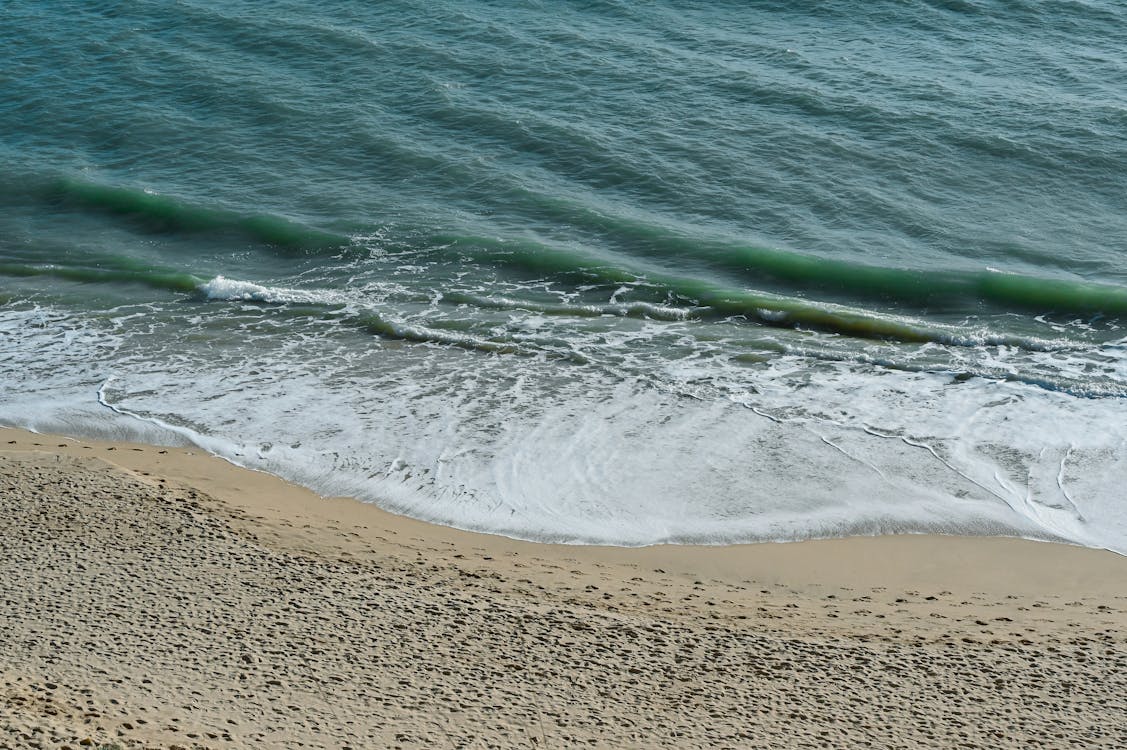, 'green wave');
45,178,349,251
712,242,1127,316
28,175,1127,320
0,262,203,293
439,230,1127,319
429,182,1127,317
